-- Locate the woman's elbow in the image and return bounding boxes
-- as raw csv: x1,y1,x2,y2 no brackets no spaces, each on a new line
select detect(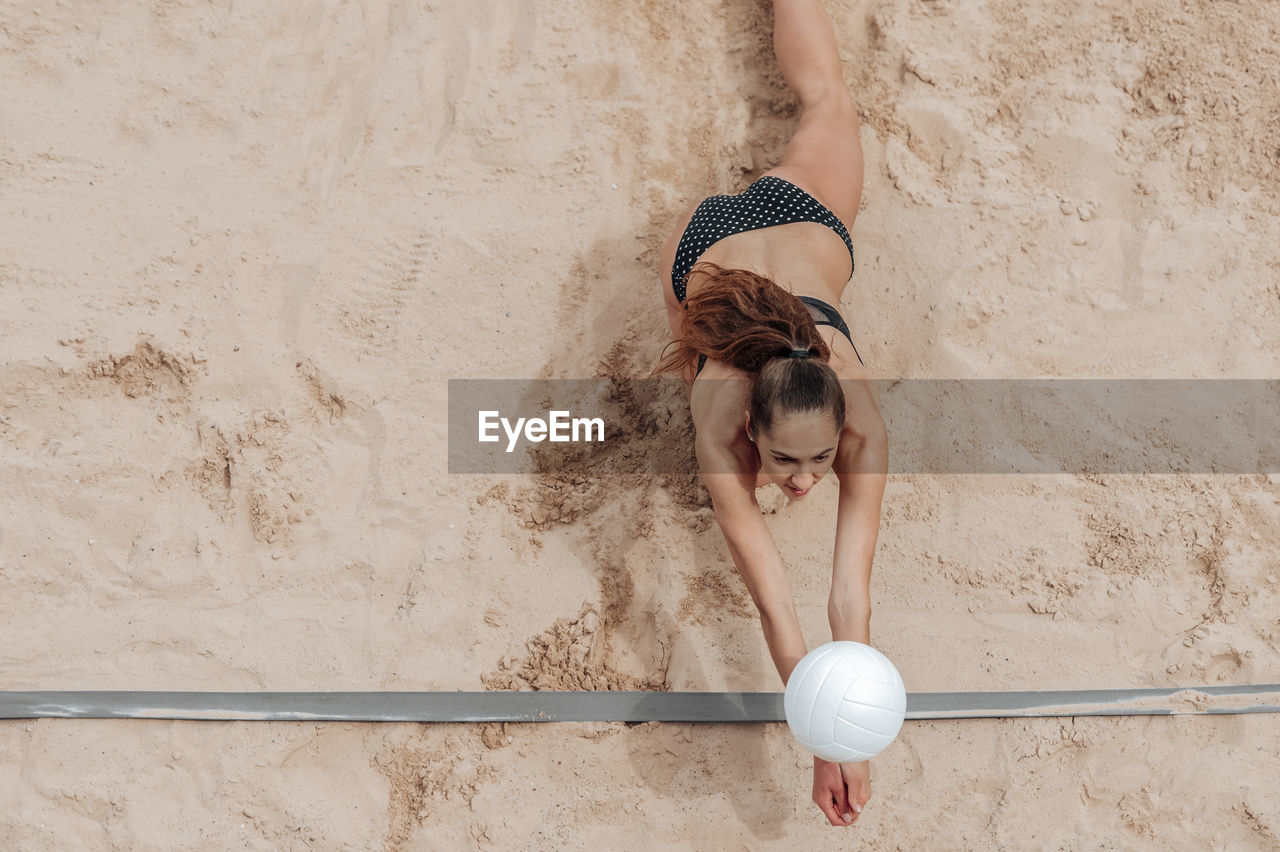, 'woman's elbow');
859,407,888,442
843,412,888,457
